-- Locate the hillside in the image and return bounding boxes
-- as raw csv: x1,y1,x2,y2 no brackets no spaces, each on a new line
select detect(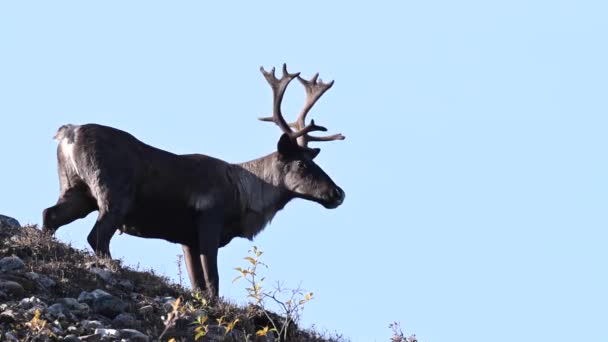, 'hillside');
0,218,347,341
